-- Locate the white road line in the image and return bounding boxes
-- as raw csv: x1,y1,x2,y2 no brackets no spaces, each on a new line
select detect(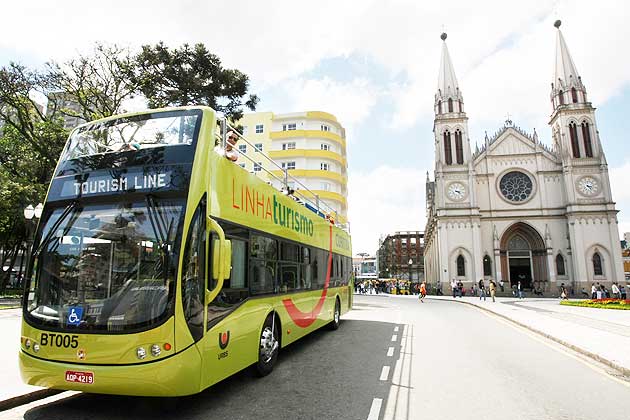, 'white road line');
367,398,383,420
380,365,390,381
387,346,394,357
391,334,398,342
394,326,399,332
